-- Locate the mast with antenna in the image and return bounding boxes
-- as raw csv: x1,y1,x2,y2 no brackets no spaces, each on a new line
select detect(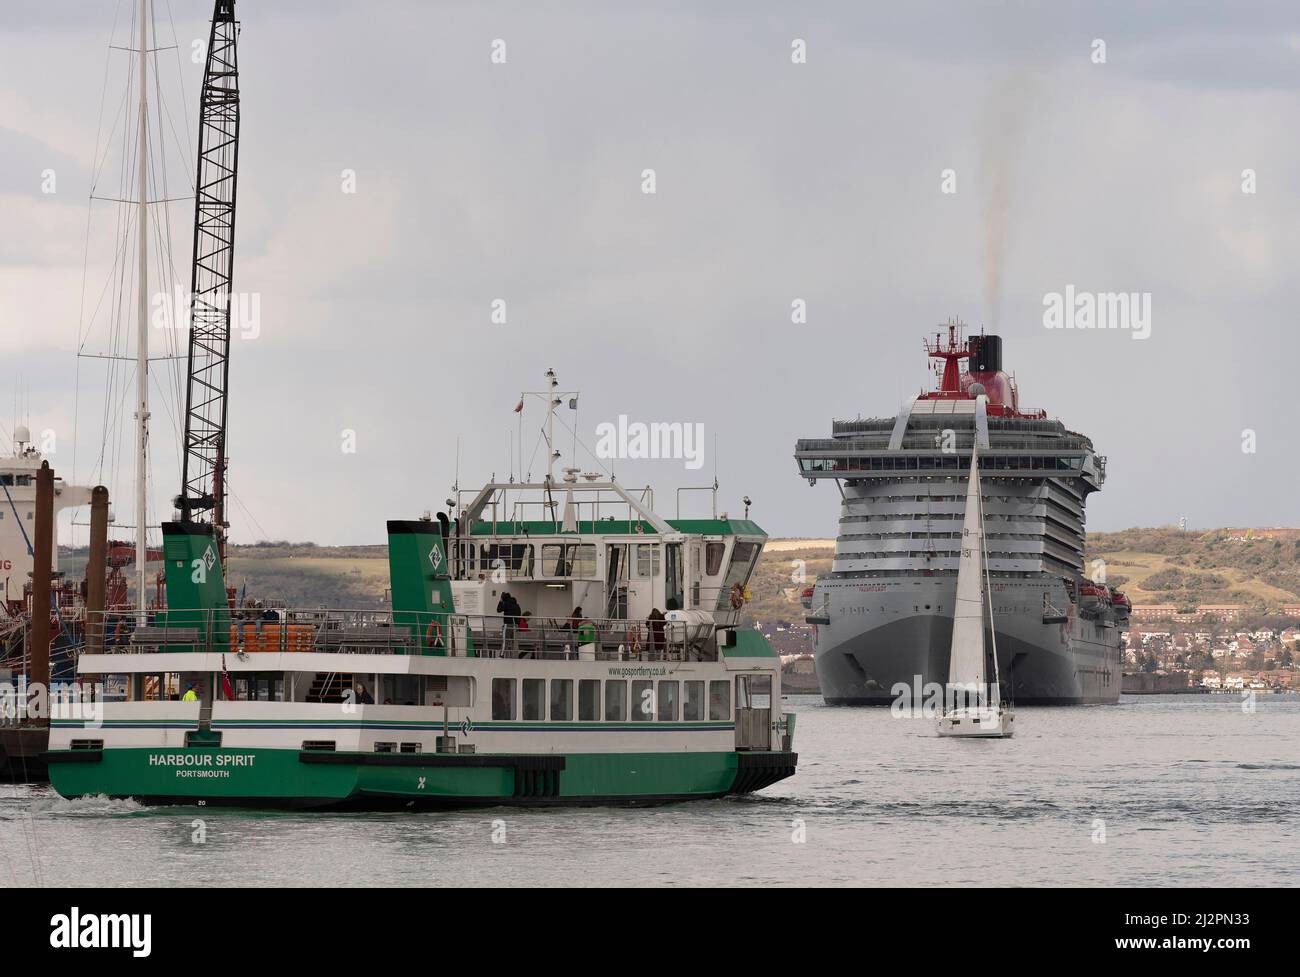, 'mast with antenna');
133,0,150,622
545,368,559,485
